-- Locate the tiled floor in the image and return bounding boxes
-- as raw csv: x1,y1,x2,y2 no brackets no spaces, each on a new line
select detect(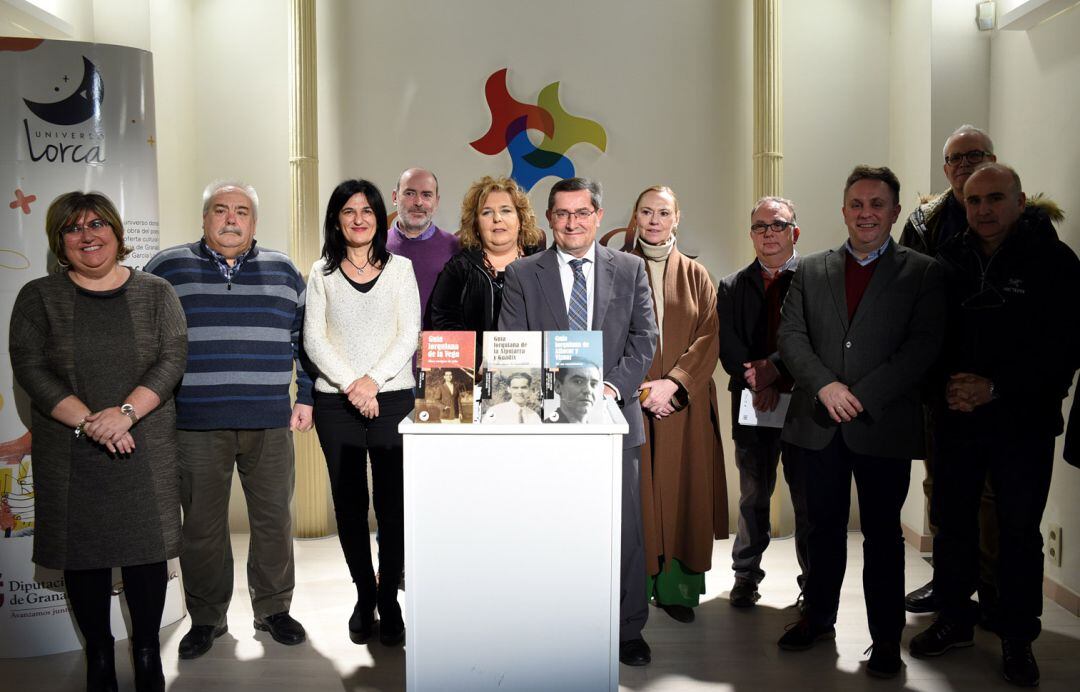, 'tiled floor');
3,533,1077,690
